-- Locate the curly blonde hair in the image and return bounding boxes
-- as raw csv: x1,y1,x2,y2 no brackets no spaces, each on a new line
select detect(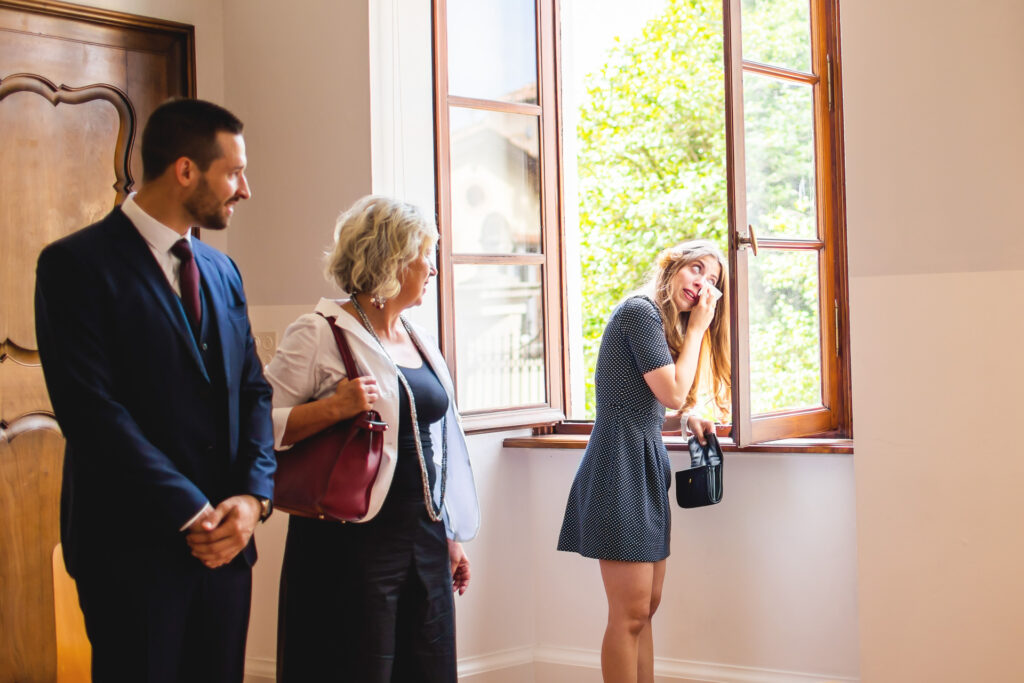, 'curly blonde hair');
641,239,731,421
325,195,438,299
